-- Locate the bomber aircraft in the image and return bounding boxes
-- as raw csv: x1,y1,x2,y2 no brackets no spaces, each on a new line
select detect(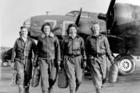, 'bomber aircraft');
23,0,140,75
2,0,140,76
